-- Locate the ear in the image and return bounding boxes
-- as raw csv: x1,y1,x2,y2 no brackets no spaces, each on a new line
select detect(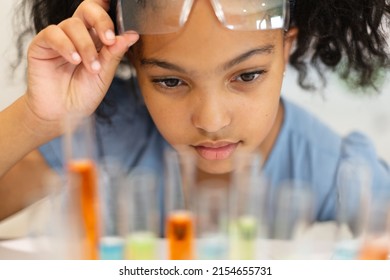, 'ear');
283,27,298,67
